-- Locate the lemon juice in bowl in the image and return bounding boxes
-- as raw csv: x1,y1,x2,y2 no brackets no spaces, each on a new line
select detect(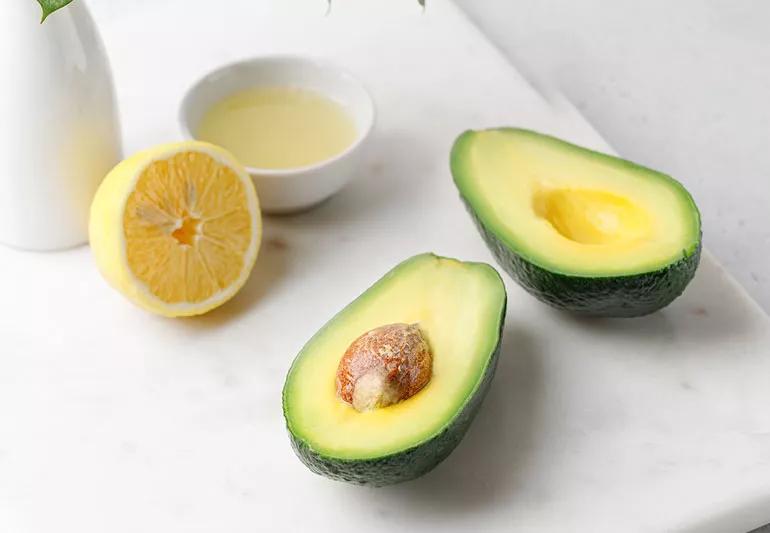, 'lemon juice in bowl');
179,57,375,213
196,86,358,170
